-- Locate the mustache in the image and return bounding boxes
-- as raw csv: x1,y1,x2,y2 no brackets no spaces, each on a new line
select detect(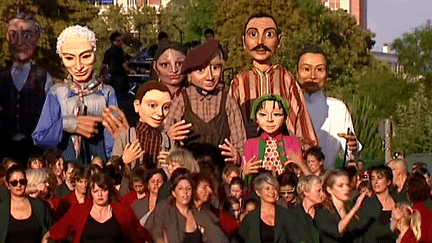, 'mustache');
251,44,271,52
